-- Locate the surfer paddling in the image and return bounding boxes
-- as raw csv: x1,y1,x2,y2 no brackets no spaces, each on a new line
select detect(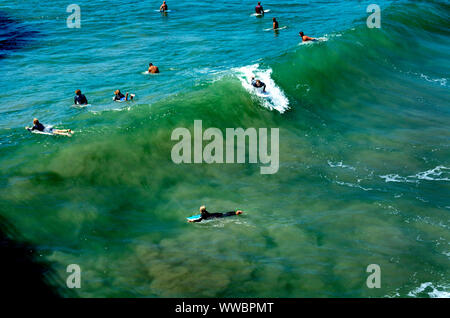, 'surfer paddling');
188,206,243,223
299,31,316,42
26,118,73,137
255,2,264,15
113,90,135,102
160,1,168,12
74,89,88,105
148,63,160,74
251,76,266,92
